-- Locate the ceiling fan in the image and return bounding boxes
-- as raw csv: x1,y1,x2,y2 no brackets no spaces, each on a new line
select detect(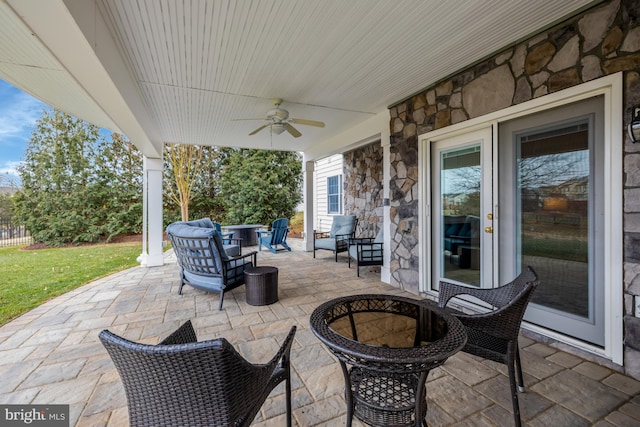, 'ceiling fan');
235,98,325,138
